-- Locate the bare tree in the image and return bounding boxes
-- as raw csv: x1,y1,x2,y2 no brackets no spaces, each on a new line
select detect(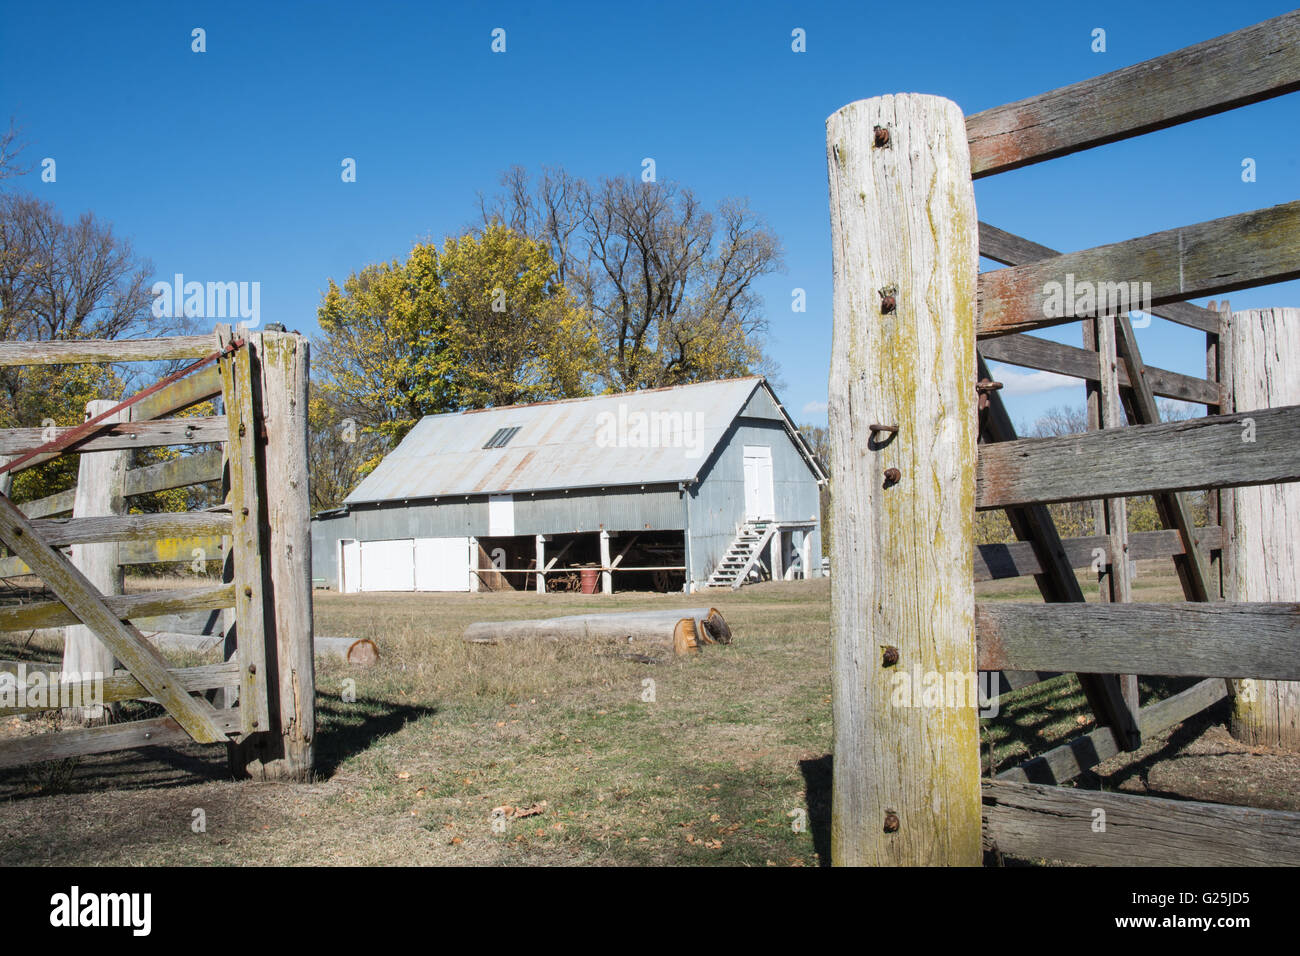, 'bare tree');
1028,404,1088,436
799,423,830,475
0,191,170,436
0,118,30,183
480,166,784,391
0,192,160,345
307,385,386,512
1157,397,1199,422
477,165,589,287
800,423,833,558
